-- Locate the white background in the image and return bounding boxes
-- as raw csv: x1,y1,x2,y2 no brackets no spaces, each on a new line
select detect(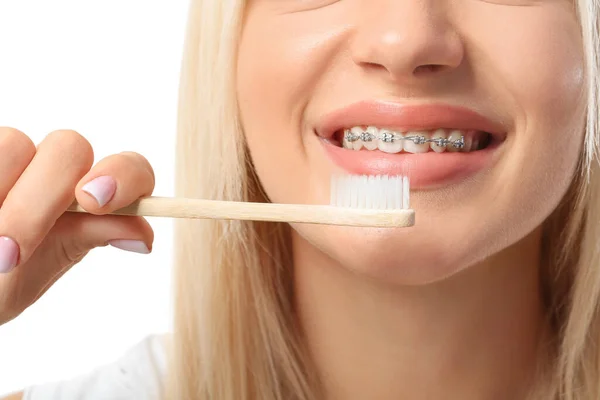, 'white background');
0,1,189,395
